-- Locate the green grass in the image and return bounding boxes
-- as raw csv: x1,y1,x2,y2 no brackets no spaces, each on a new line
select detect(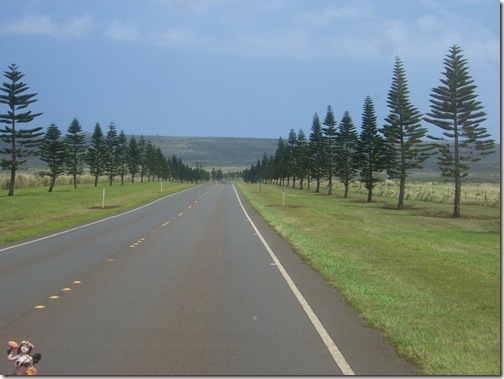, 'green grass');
237,182,500,375
0,181,196,244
